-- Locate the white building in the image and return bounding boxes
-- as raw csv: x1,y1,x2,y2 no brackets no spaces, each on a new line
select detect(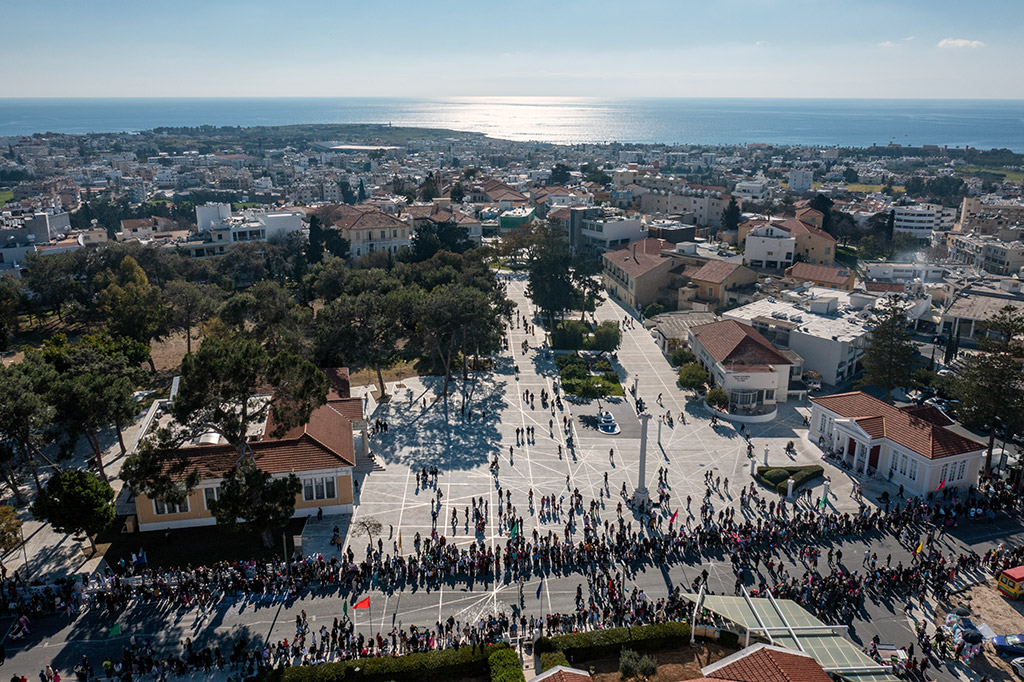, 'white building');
892,203,957,244
861,262,949,283
733,180,770,204
688,319,794,419
810,391,984,496
578,216,646,255
722,291,871,386
788,169,814,194
742,223,796,271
